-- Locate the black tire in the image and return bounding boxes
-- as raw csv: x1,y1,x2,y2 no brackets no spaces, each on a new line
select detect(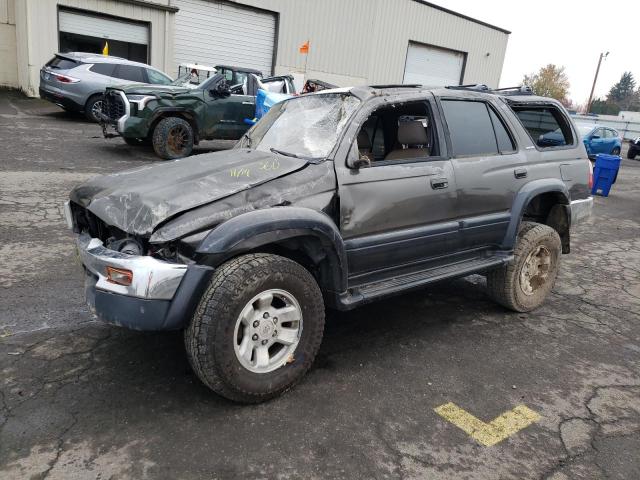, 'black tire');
185,253,325,403
123,137,150,147
152,117,194,159
611,146,621,156
487,221,561,312
628,148,637,160
84,94,104,123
